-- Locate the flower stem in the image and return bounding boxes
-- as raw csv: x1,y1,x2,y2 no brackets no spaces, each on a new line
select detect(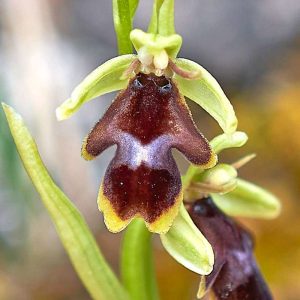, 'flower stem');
182,165,199,192
121,219,160,300
113,0,136,54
